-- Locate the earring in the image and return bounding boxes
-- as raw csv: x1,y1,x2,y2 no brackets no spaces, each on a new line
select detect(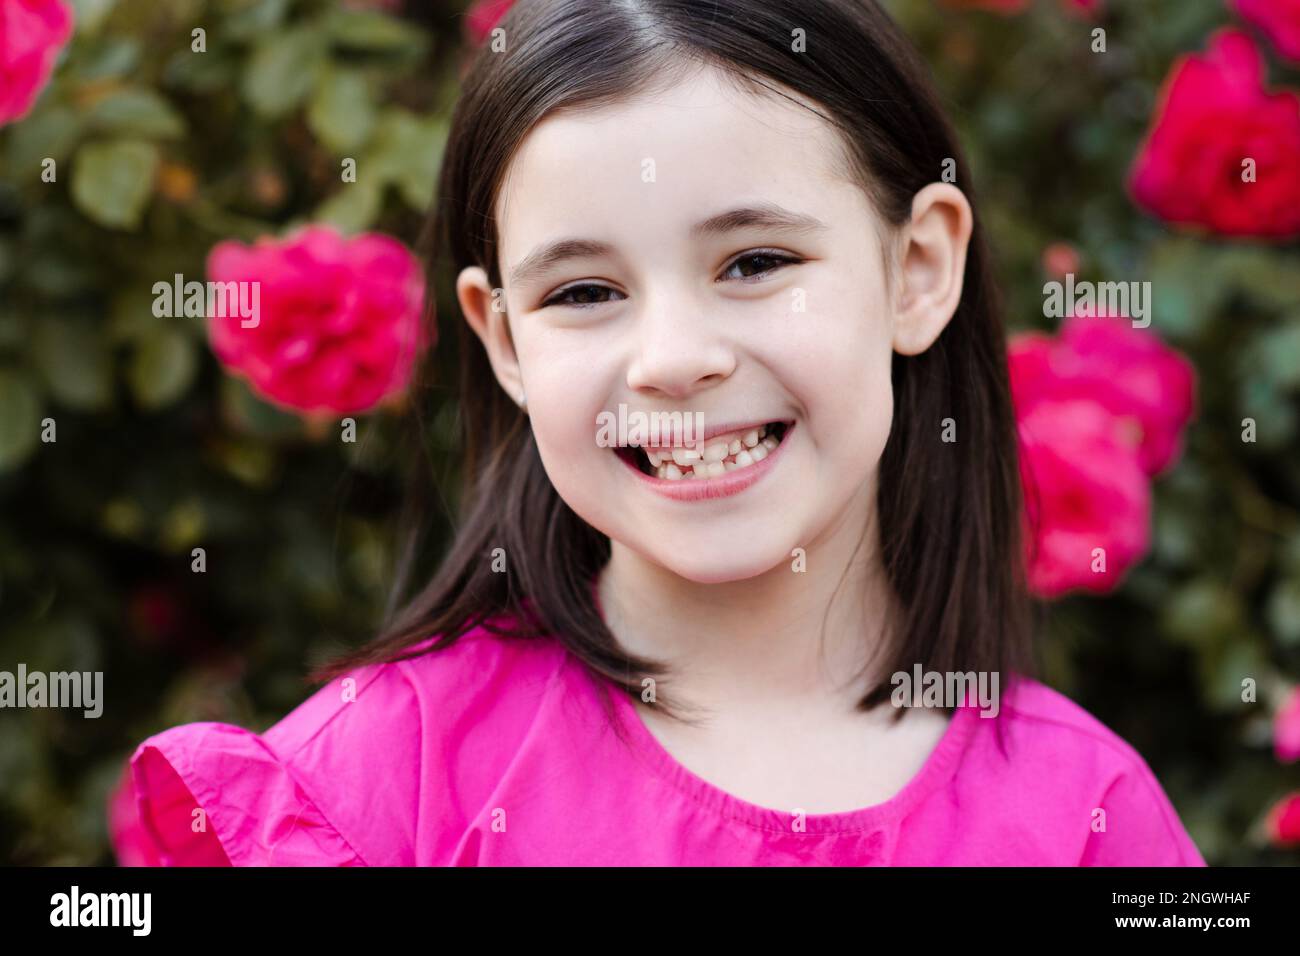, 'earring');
518,389,527,411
